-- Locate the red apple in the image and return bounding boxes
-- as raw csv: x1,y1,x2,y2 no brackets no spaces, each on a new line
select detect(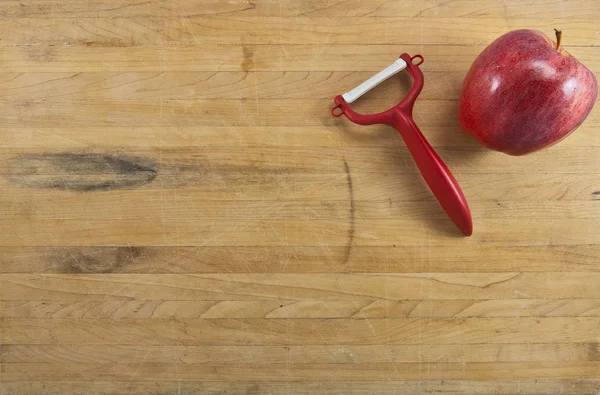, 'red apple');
458,29,597,155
